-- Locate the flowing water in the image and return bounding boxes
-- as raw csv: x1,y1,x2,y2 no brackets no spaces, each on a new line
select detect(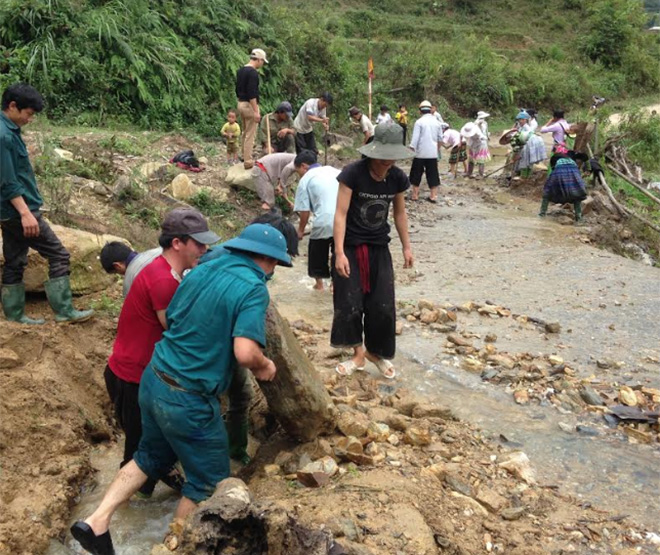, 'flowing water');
50,175,660,553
